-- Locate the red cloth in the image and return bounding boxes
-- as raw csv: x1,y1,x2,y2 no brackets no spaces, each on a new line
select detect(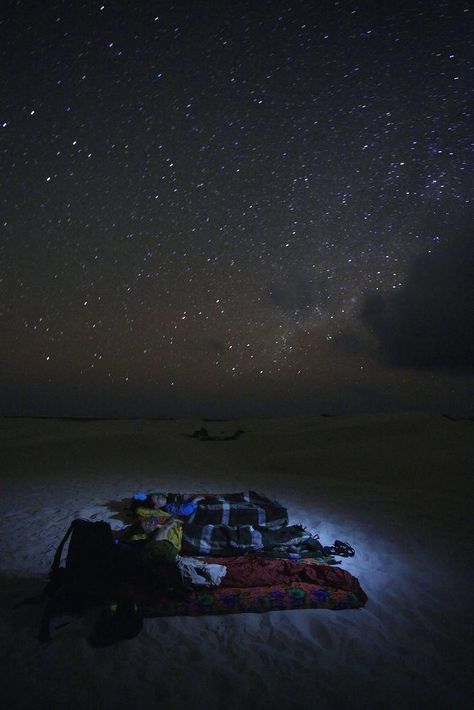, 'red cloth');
210,556,364,595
